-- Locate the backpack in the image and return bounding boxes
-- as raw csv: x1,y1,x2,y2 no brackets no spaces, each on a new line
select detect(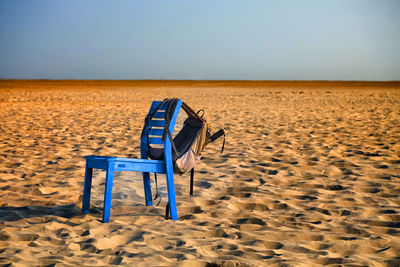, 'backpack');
141,98,225,197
